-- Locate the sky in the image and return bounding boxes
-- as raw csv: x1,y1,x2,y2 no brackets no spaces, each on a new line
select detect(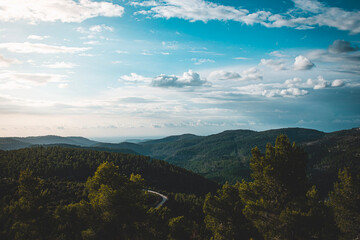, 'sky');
0,0,359,141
